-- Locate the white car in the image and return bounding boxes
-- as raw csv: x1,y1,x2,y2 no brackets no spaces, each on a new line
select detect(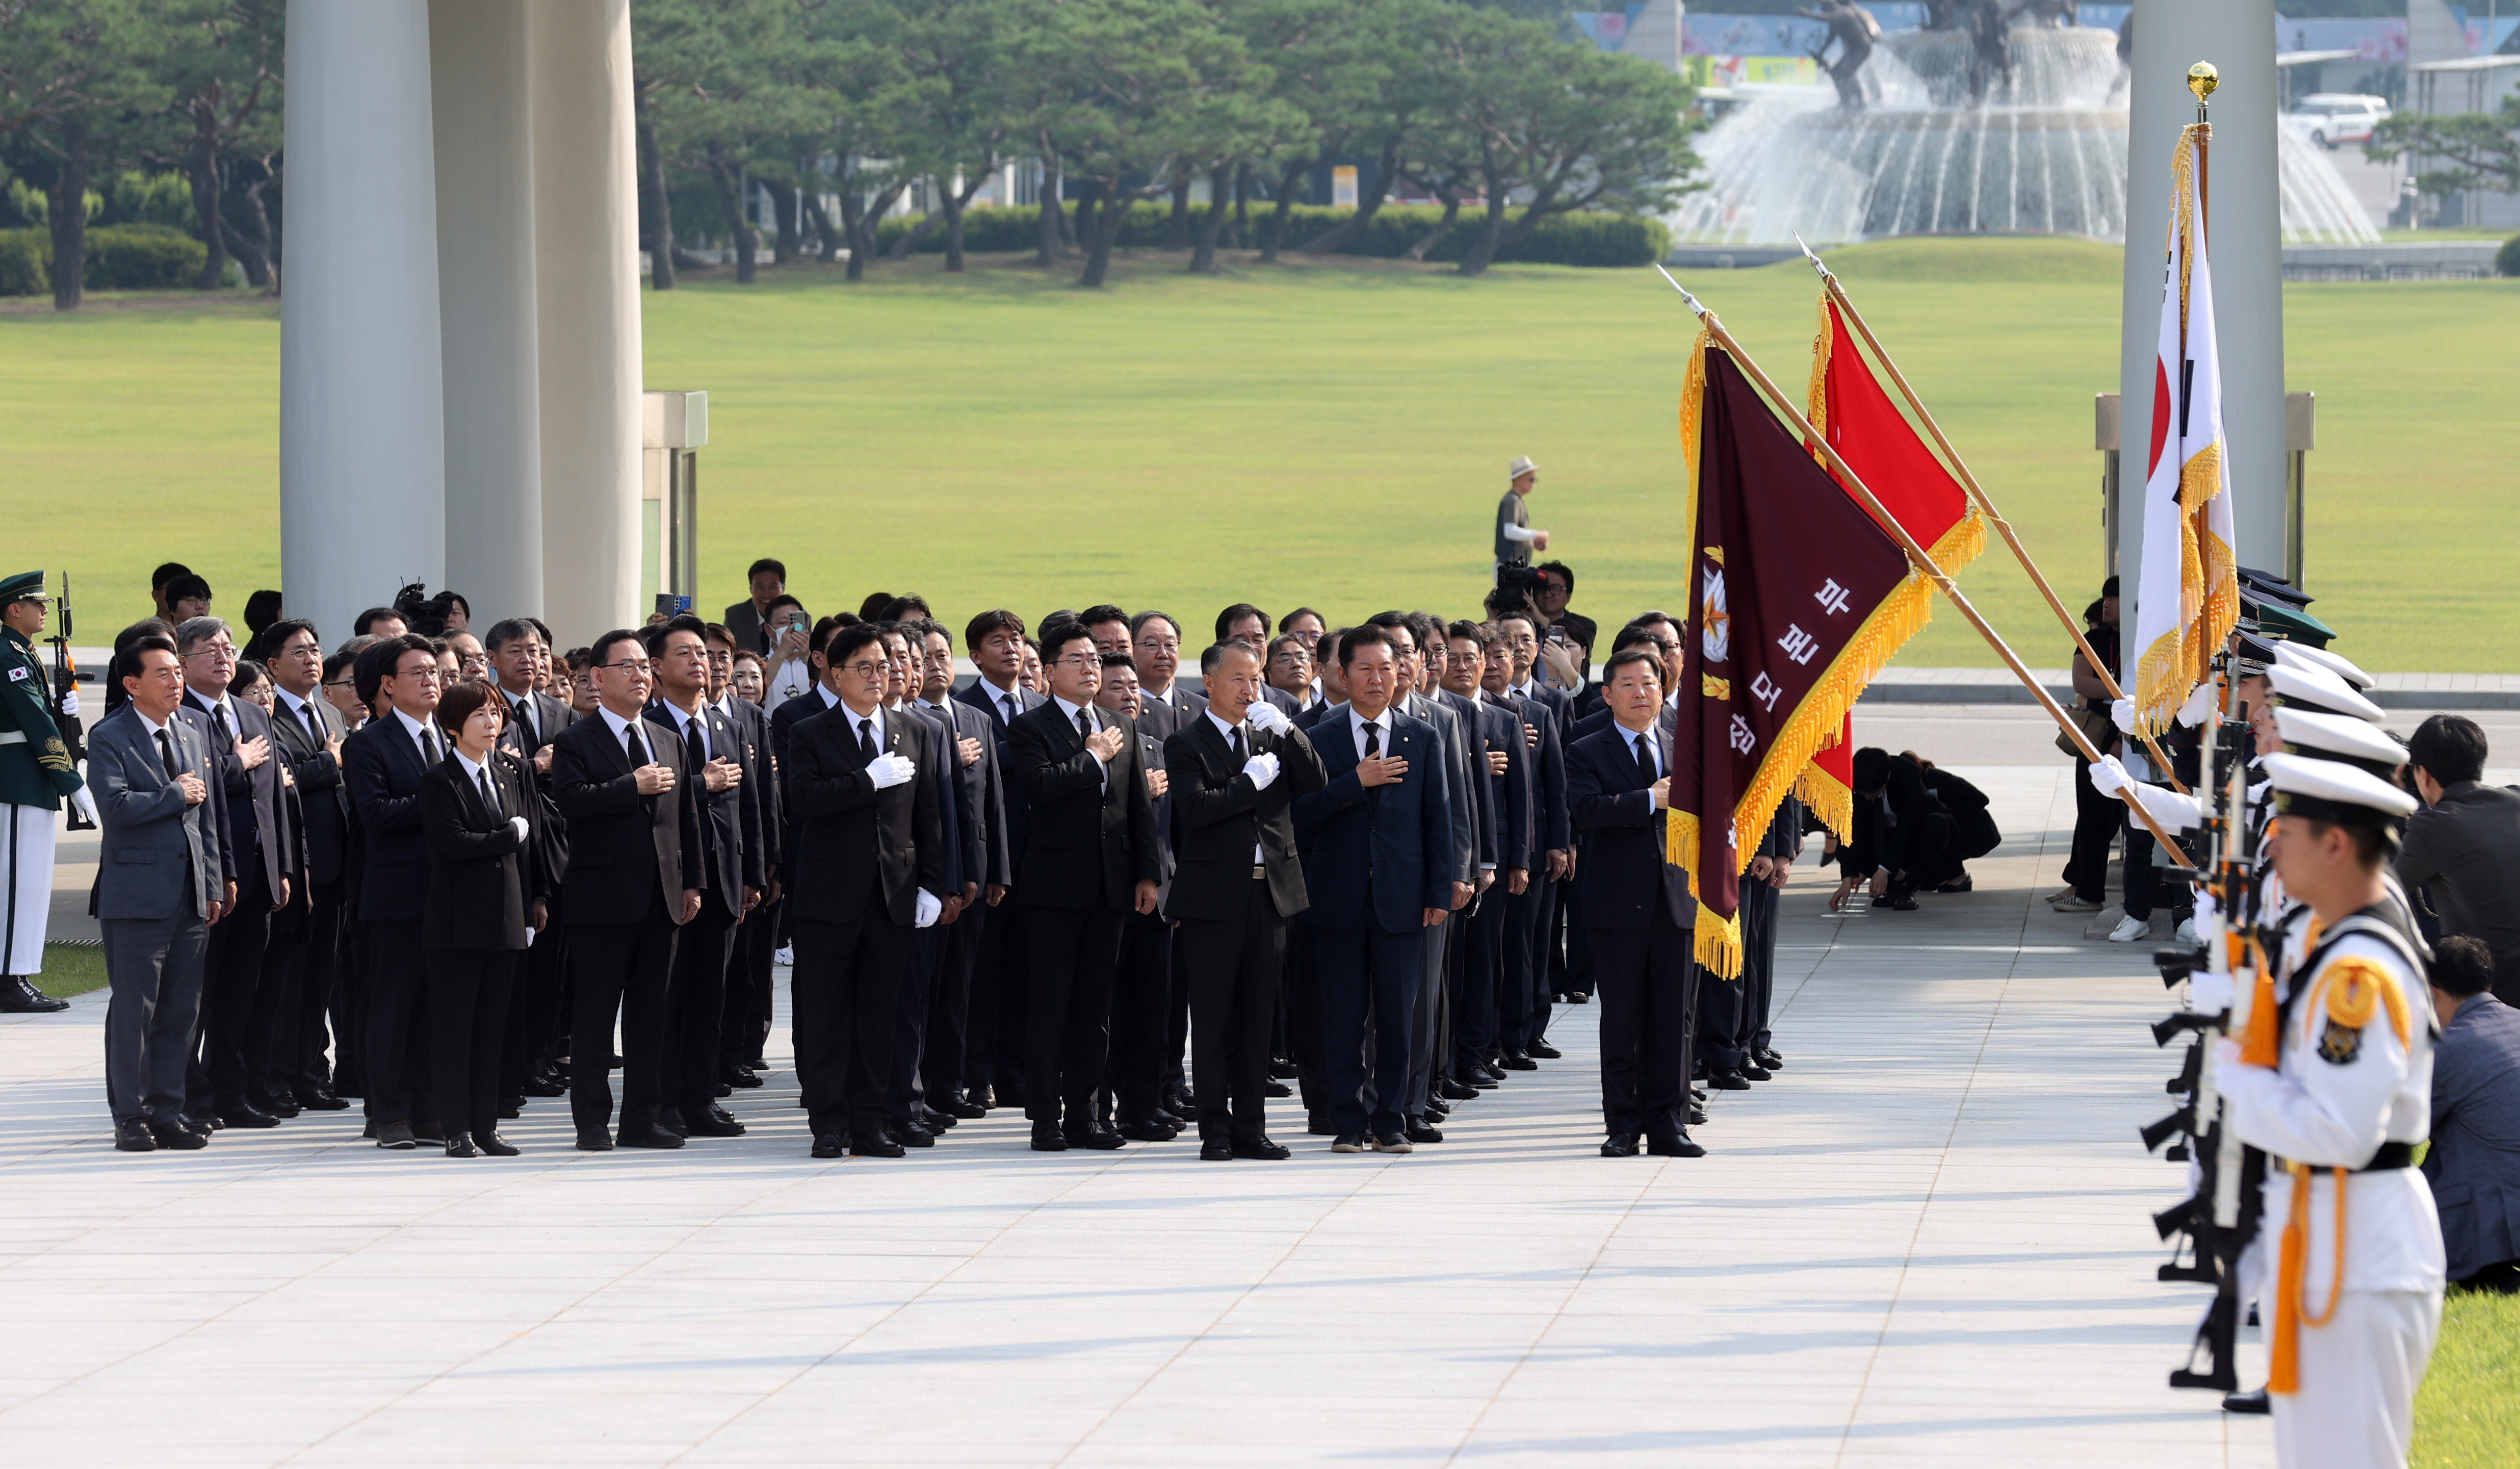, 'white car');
2286,93,2389,149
